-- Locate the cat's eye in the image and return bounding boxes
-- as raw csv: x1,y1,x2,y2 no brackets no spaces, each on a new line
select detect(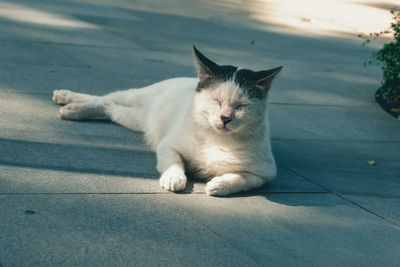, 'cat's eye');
215,99,222,106
235,104,248,110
